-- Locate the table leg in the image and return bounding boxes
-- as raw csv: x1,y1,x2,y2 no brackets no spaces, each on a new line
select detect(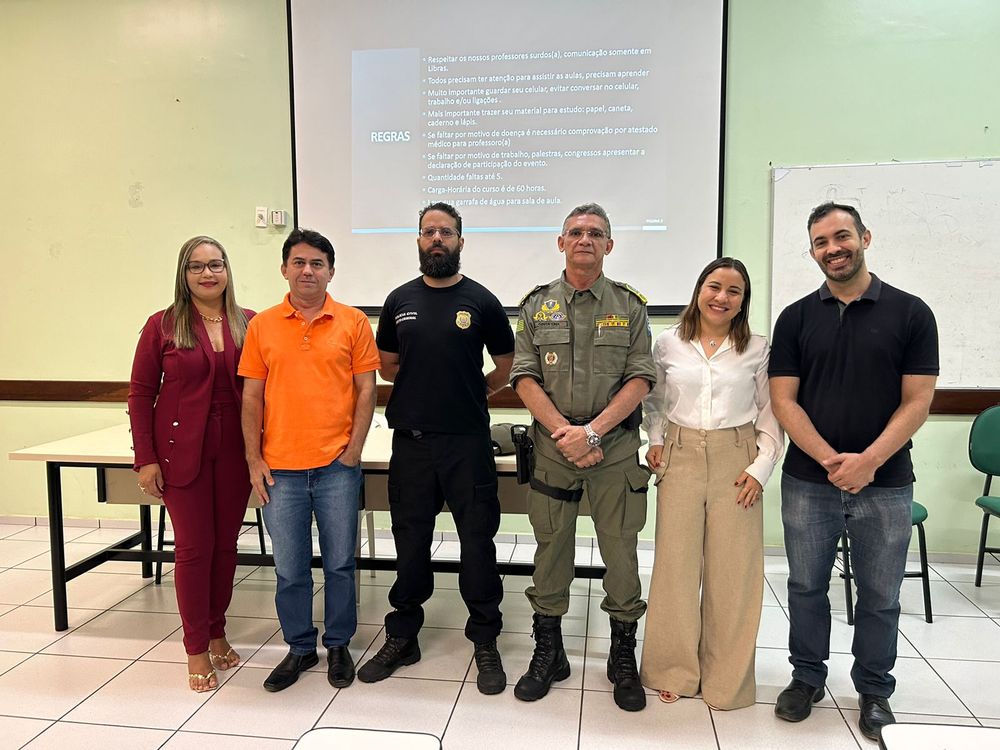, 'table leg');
46,462,69,631
139,505,153,578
